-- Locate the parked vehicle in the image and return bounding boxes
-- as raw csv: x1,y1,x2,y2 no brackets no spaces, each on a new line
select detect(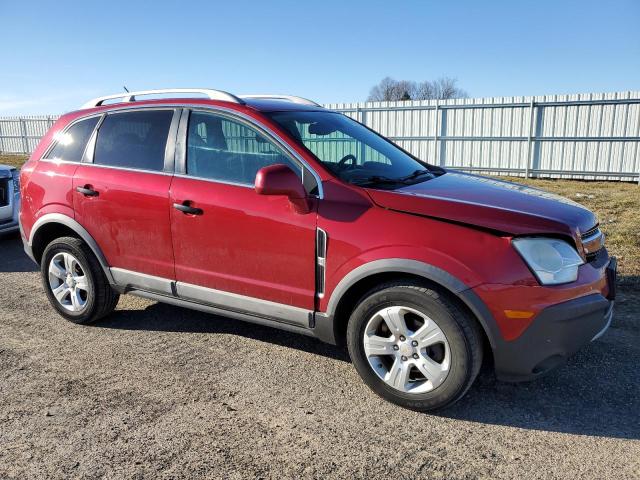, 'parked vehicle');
19,89,616,410
0,163,20,235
